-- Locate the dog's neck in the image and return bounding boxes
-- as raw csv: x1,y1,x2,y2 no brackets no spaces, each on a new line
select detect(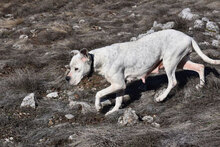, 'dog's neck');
87,53,94,78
